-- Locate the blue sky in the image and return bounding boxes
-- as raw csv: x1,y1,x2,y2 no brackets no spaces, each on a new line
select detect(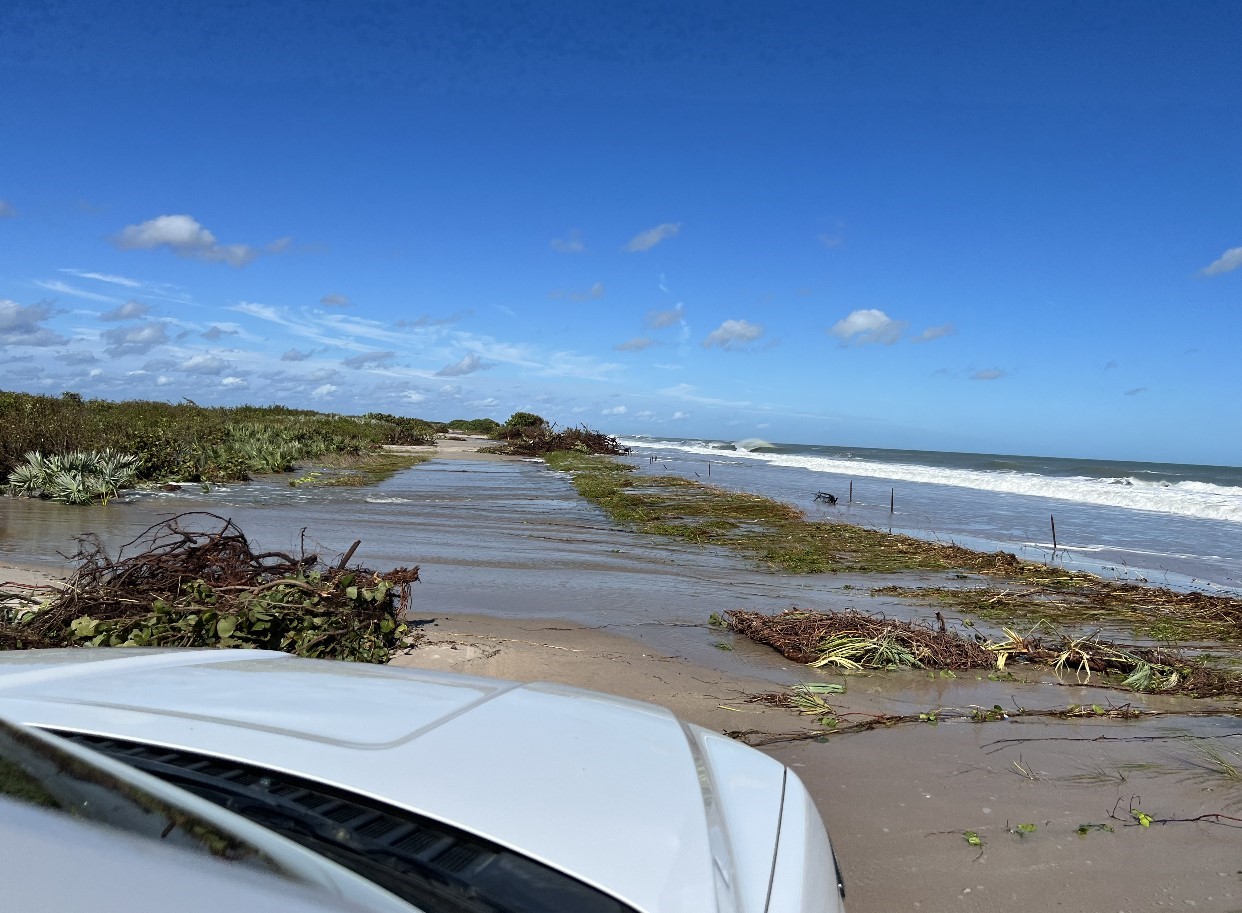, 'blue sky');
1,1,1238,465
